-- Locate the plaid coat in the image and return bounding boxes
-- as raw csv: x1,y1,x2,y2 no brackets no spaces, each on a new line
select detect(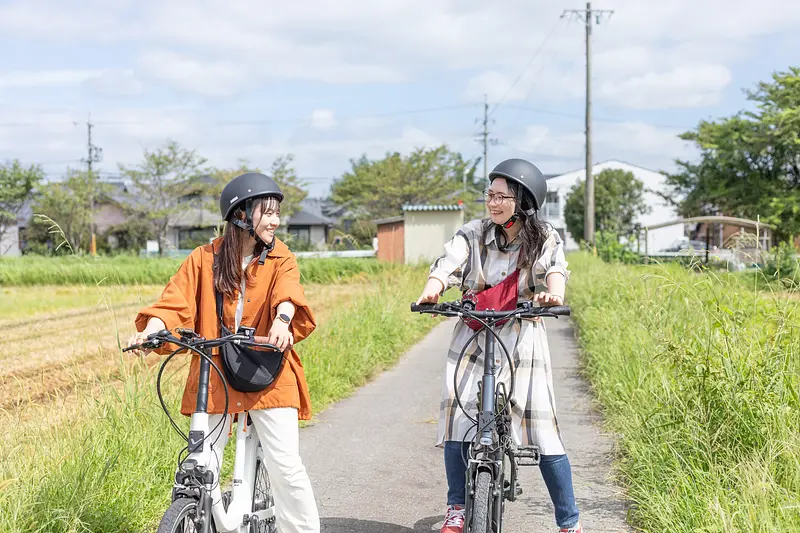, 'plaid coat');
428,219,570,454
